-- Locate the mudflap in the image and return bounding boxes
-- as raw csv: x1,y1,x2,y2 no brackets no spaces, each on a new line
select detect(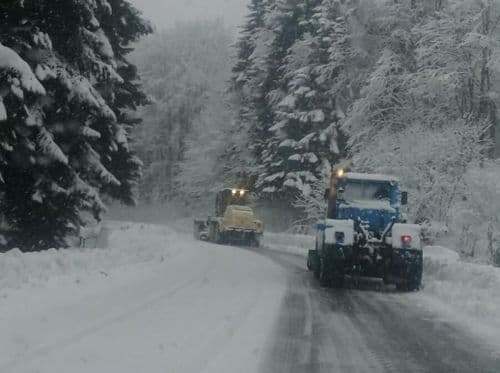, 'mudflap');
391,249,423,291
318,245,346,288
307,250,319,272
223,230,260,247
